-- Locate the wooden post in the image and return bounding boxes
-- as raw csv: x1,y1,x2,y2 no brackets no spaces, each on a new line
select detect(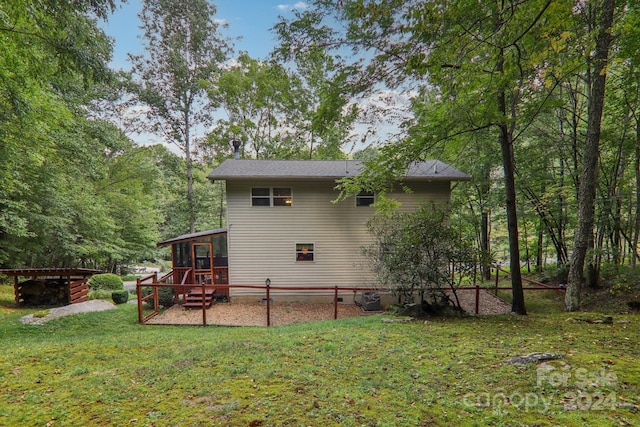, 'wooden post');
266,282,271,327
201,283,207,326
66,275,71,305
136,277,143,324
13,275,19,307
494,267,499,295
475,284,480,315
153,273,159,312
334,286,338,319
